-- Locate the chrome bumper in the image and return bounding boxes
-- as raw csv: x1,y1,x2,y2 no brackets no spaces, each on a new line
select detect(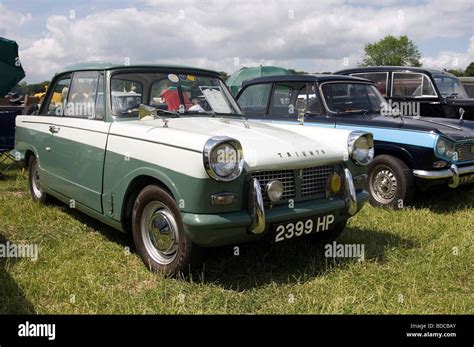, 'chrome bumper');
413,164,474,189
247,178,265,234
344,168,358,216
247,169,360,234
